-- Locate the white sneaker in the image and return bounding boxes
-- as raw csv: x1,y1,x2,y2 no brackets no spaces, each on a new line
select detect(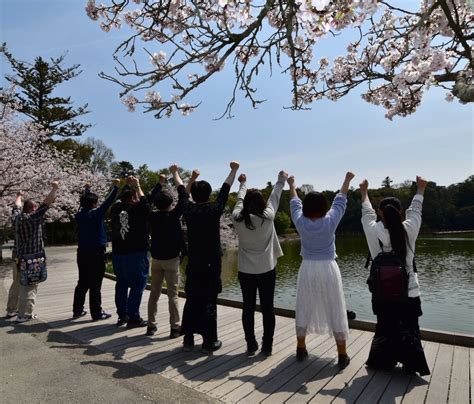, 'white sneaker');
16,314,37,323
